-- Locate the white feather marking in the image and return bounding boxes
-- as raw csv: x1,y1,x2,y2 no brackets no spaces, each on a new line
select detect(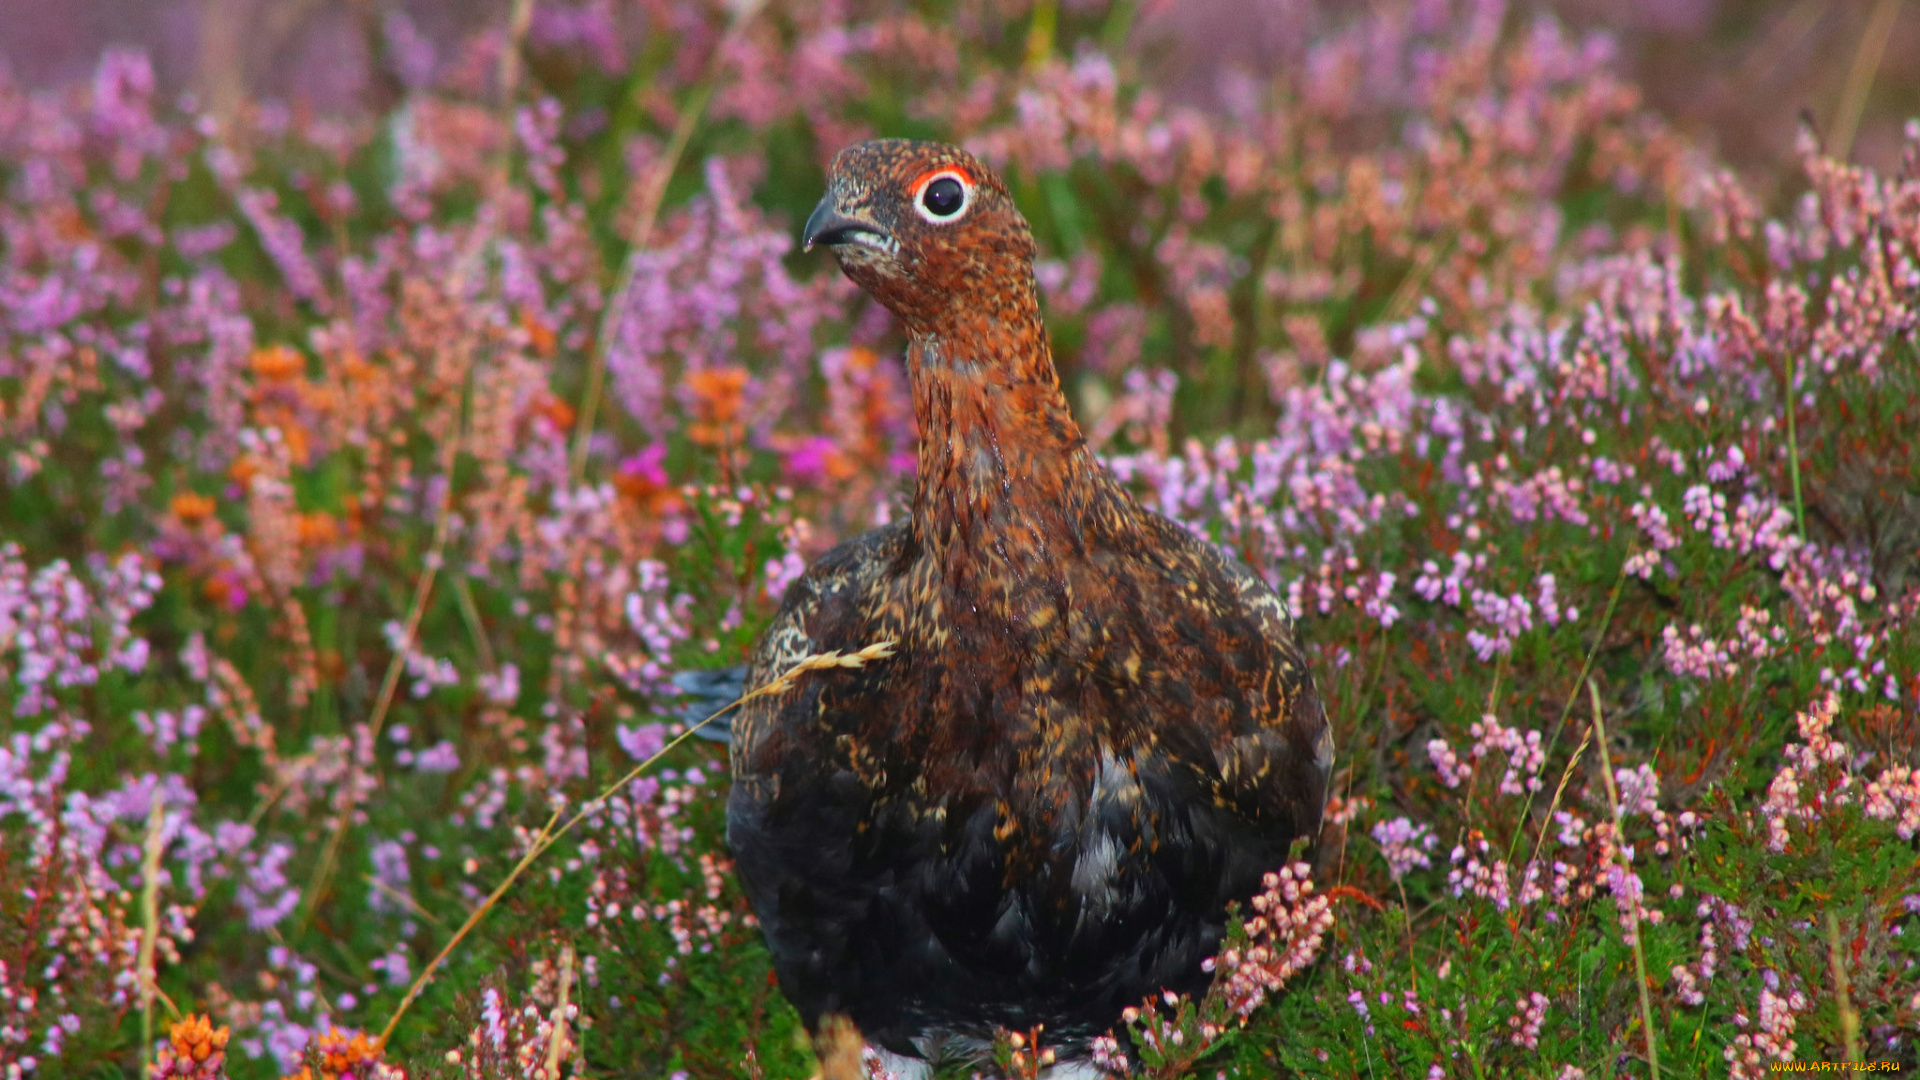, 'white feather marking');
1070,830,1121,900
